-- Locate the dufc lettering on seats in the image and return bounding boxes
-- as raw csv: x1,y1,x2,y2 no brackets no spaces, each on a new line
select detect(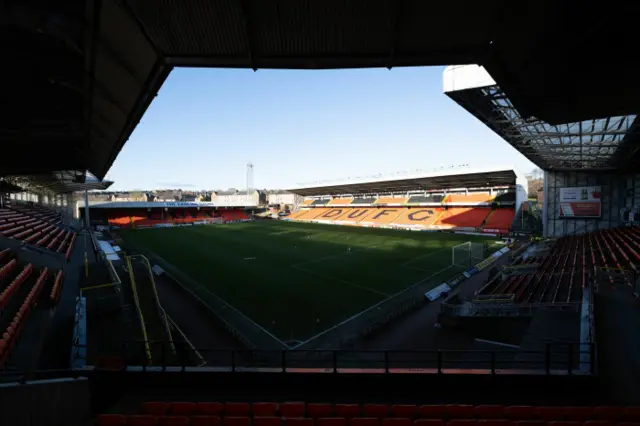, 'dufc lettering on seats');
407,210,434,221
372,209,397,220
322,209,343,218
